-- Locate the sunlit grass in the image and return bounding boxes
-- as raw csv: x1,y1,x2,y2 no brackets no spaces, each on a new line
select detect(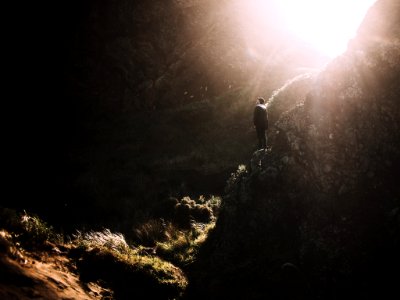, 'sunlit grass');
72,229,188,292
1,206,218,296
156,221,216,267
0,208,63,248
20,211,62,244
74,229,131,254
131,195,221,267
